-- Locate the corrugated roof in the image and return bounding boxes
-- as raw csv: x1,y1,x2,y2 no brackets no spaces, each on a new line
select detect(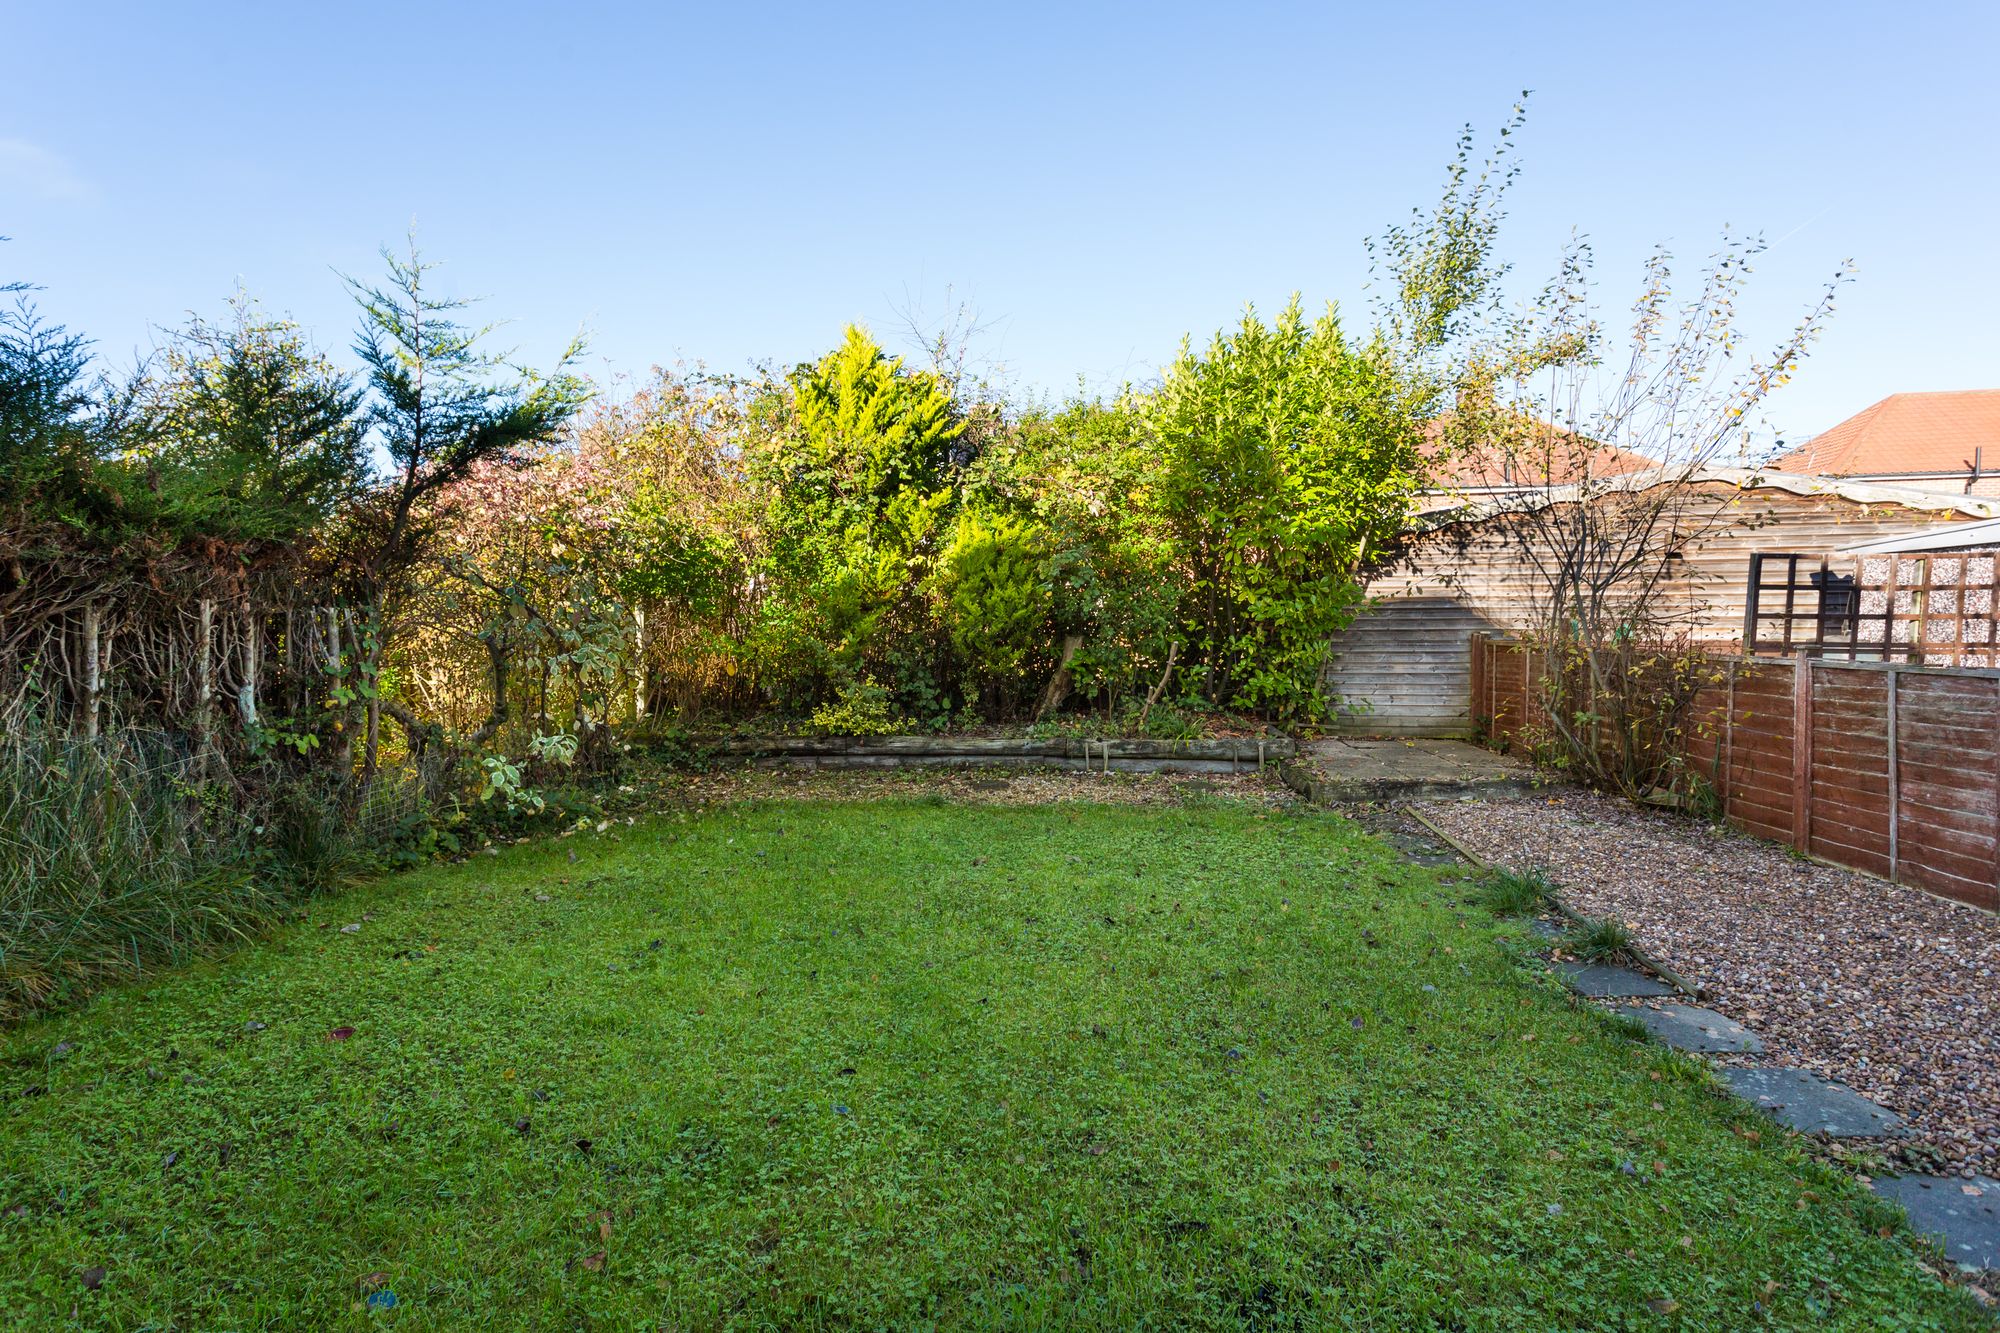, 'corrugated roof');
1836,516,2000,554
1423,467,2000,529
1770,390,2000,476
